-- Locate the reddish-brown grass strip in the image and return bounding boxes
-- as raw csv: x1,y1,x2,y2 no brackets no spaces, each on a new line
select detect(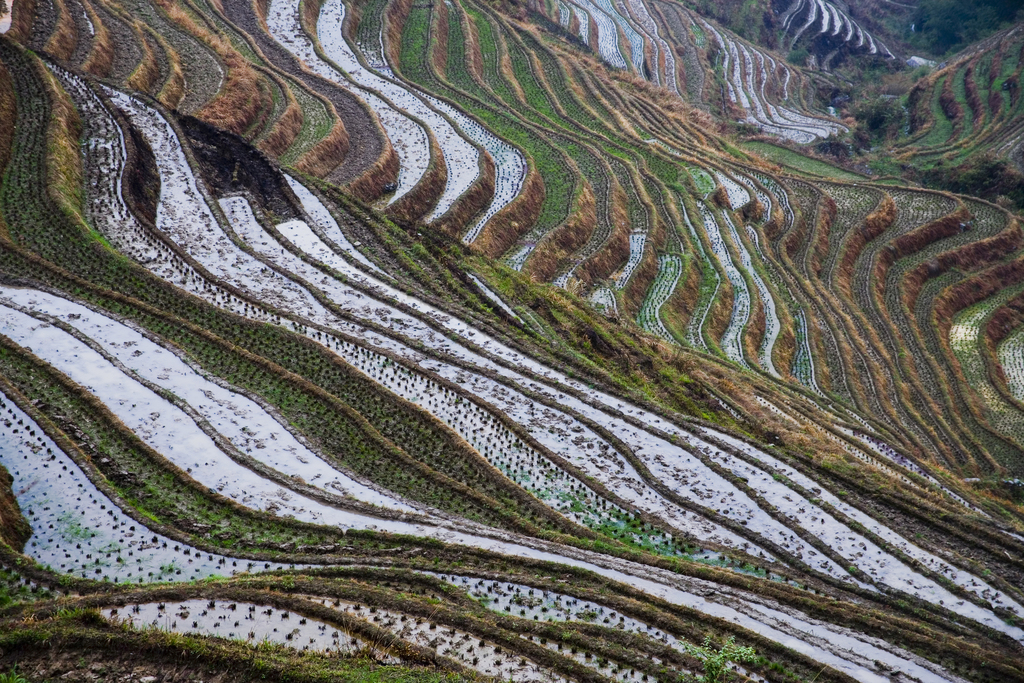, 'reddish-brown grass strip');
431,0,449,76
939,68,964,135
431,147,495,238
834,193,896,301
523,183,596,283
150,27,185,109
337,139,399,201
6,0,37,43
386,132,448,225
0,59,15,176
80,0,114,77
256,72,305,157
903,219,1023,312
873,205,970,303
385,0,411,70
125,22,162,95
44,0,78,61
471,160,545,258
155,0,271,138
576,180,630,286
